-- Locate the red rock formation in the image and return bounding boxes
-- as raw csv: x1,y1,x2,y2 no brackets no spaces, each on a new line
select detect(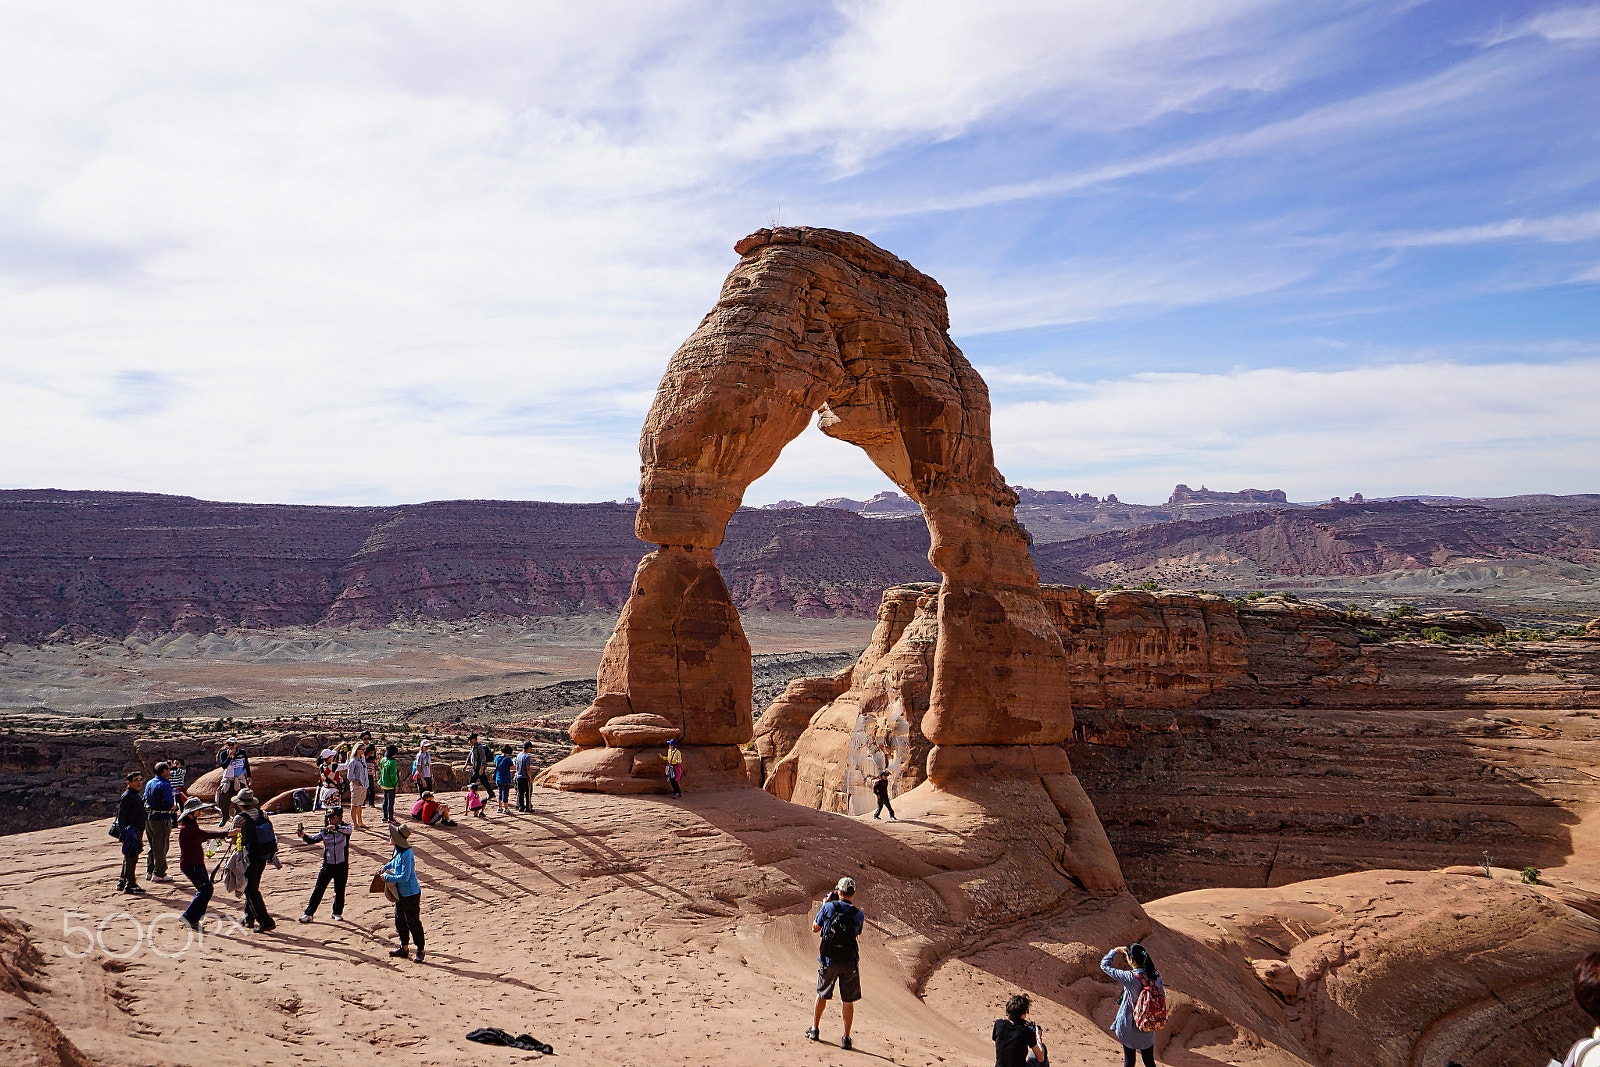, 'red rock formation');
541,227,1078,803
